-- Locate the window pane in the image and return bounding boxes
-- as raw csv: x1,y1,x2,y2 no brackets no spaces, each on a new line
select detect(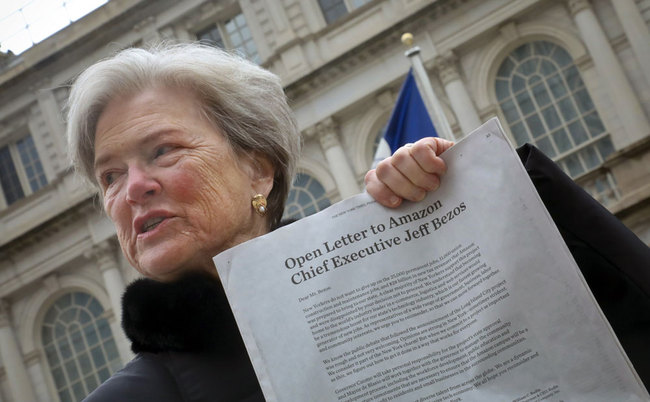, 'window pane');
64,360,80,382
552,46,572,67
574,89,594,113
511,74,525,93
516,92,535,115
558,98,577,121
57,294,72,310
501,99,519,124
319,0,348,24
536,136,556,158
535,42,554,57
580,145,601,170
283,174,330,220
526,115,545,138
532,84,551,107
58,389,73,402
541,106,561,130
495,79,509,100
104,339,119,360
563,66,583,90
88,299,103,316
0,145,25,205
539,59,557,76
84,375,98,391
52,367,66,388
497,57,515,77
98,319,112,340
78,352,92,373
196,25,224,48
512,43,531,61
42,326,53,344
510,122,529,146
72,381,85,401
596,137,615,159
90,345,106,367
584,112,605,136
568,121,588,145
98,367,111,382
563,153,584,177
552,128,572,153
84,324,100,347
518,59,538,76
16,135,47,192
547,74,567,98
74,292,91,307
